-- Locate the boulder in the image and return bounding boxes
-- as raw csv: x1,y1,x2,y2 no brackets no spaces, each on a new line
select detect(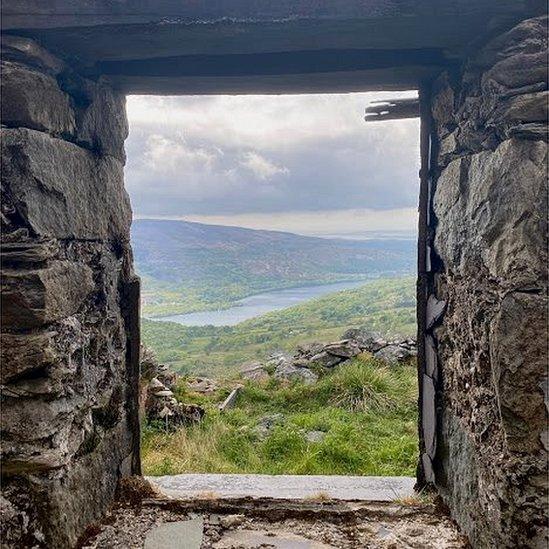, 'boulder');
308,351,344,369
294,342,325,357
374,344,415,363
342,327,384,350
323,339,361,358
274,359,318,384
240,361,269,382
